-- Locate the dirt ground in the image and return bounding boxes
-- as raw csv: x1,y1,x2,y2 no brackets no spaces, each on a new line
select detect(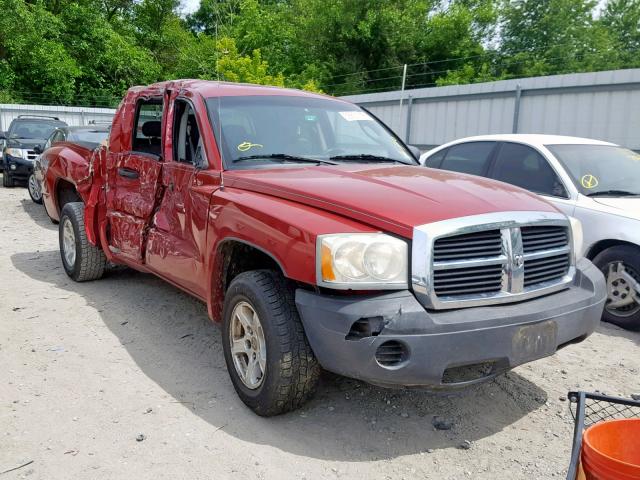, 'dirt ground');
1,182,638,480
